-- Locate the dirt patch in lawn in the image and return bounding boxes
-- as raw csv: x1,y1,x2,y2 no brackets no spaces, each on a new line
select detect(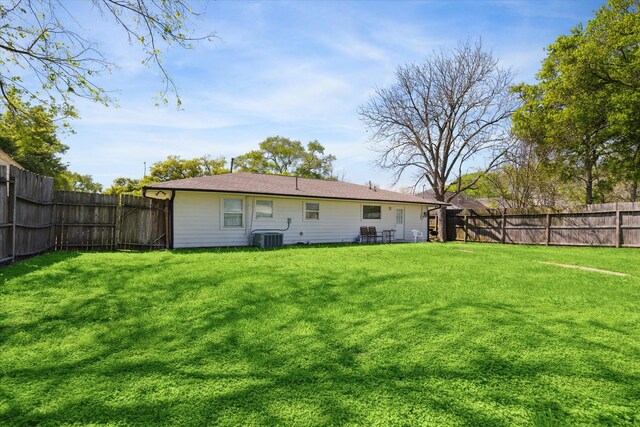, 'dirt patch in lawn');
540,261,628,277
457,249,475,253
